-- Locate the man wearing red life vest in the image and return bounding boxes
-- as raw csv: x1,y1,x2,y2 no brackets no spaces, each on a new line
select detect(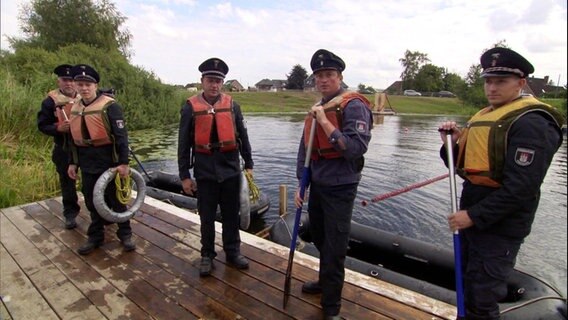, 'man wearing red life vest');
37,64,81,229
66,64,135,255
439,48,564,319
295,49,373,319
178,58,254,277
